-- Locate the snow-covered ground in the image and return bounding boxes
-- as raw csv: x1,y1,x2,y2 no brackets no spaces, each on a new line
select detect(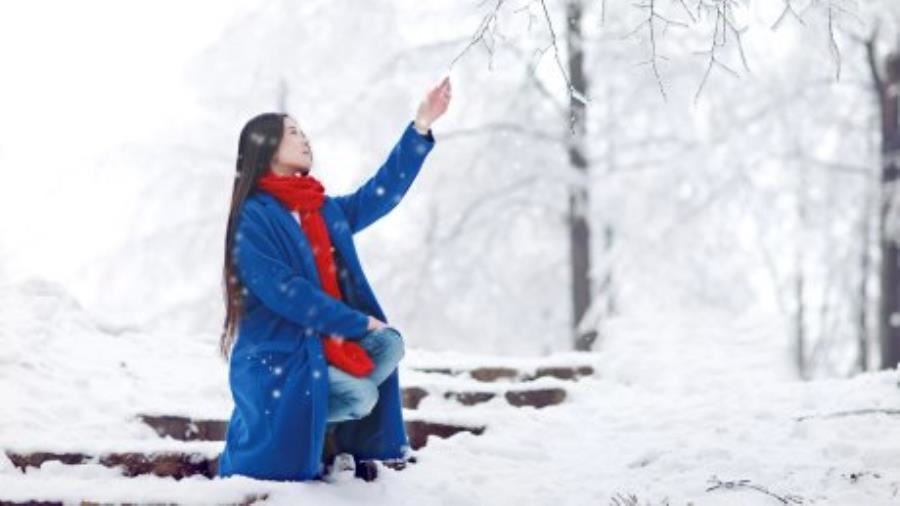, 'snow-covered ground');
1,277,899,505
